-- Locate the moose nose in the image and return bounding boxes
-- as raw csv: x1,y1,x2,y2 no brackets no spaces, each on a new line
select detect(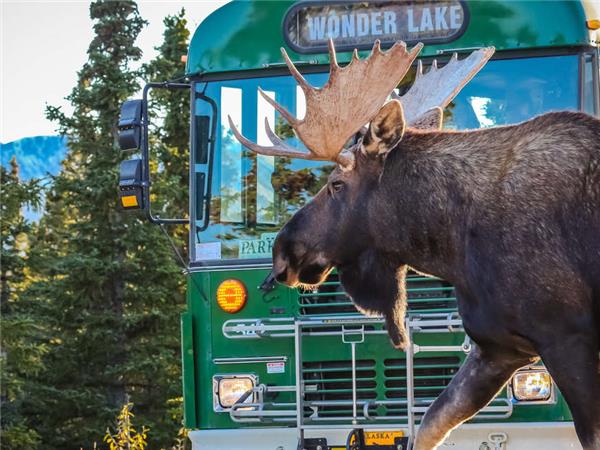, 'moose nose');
272,262,288,284
274,268,288,284
271,255,290,285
